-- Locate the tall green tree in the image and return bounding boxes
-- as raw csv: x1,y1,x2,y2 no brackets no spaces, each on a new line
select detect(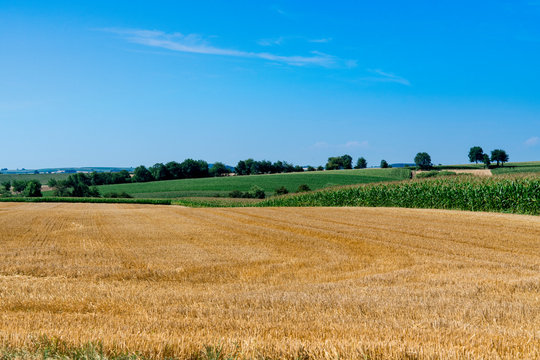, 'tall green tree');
180,159,209,178
468,146,484,164
341,154,353,169
209,162,231,177
11,180,28,193
326,155,353,170
165,161,183,179
414,152,432,170
23,180,42,197
491,149,509,167
482,154,491,169
355,157,367,169
149,163,171,181
132,166,154,182
1,181,11,192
